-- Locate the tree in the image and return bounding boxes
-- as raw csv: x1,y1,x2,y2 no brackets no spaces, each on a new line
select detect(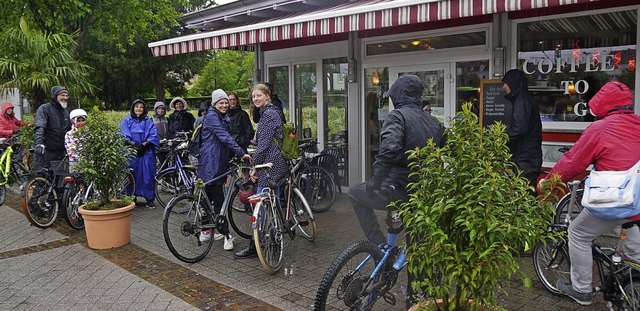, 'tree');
0,18,95,111
189,50,255,99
